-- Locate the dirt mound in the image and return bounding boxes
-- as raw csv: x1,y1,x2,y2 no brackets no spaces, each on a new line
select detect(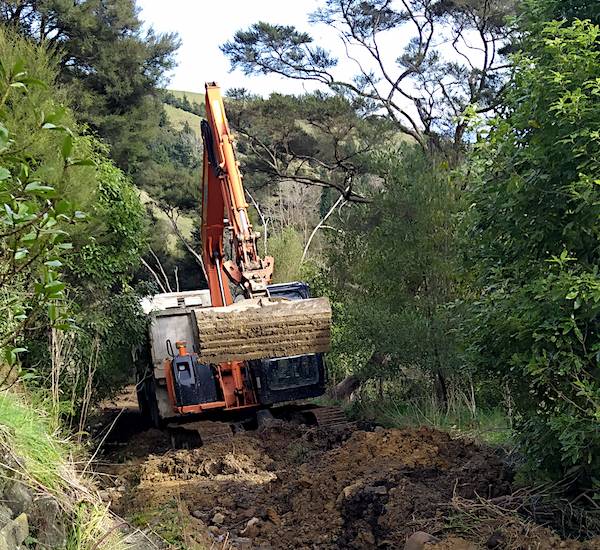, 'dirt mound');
141,436,276,483
259,426,511,549
96,418,597,549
